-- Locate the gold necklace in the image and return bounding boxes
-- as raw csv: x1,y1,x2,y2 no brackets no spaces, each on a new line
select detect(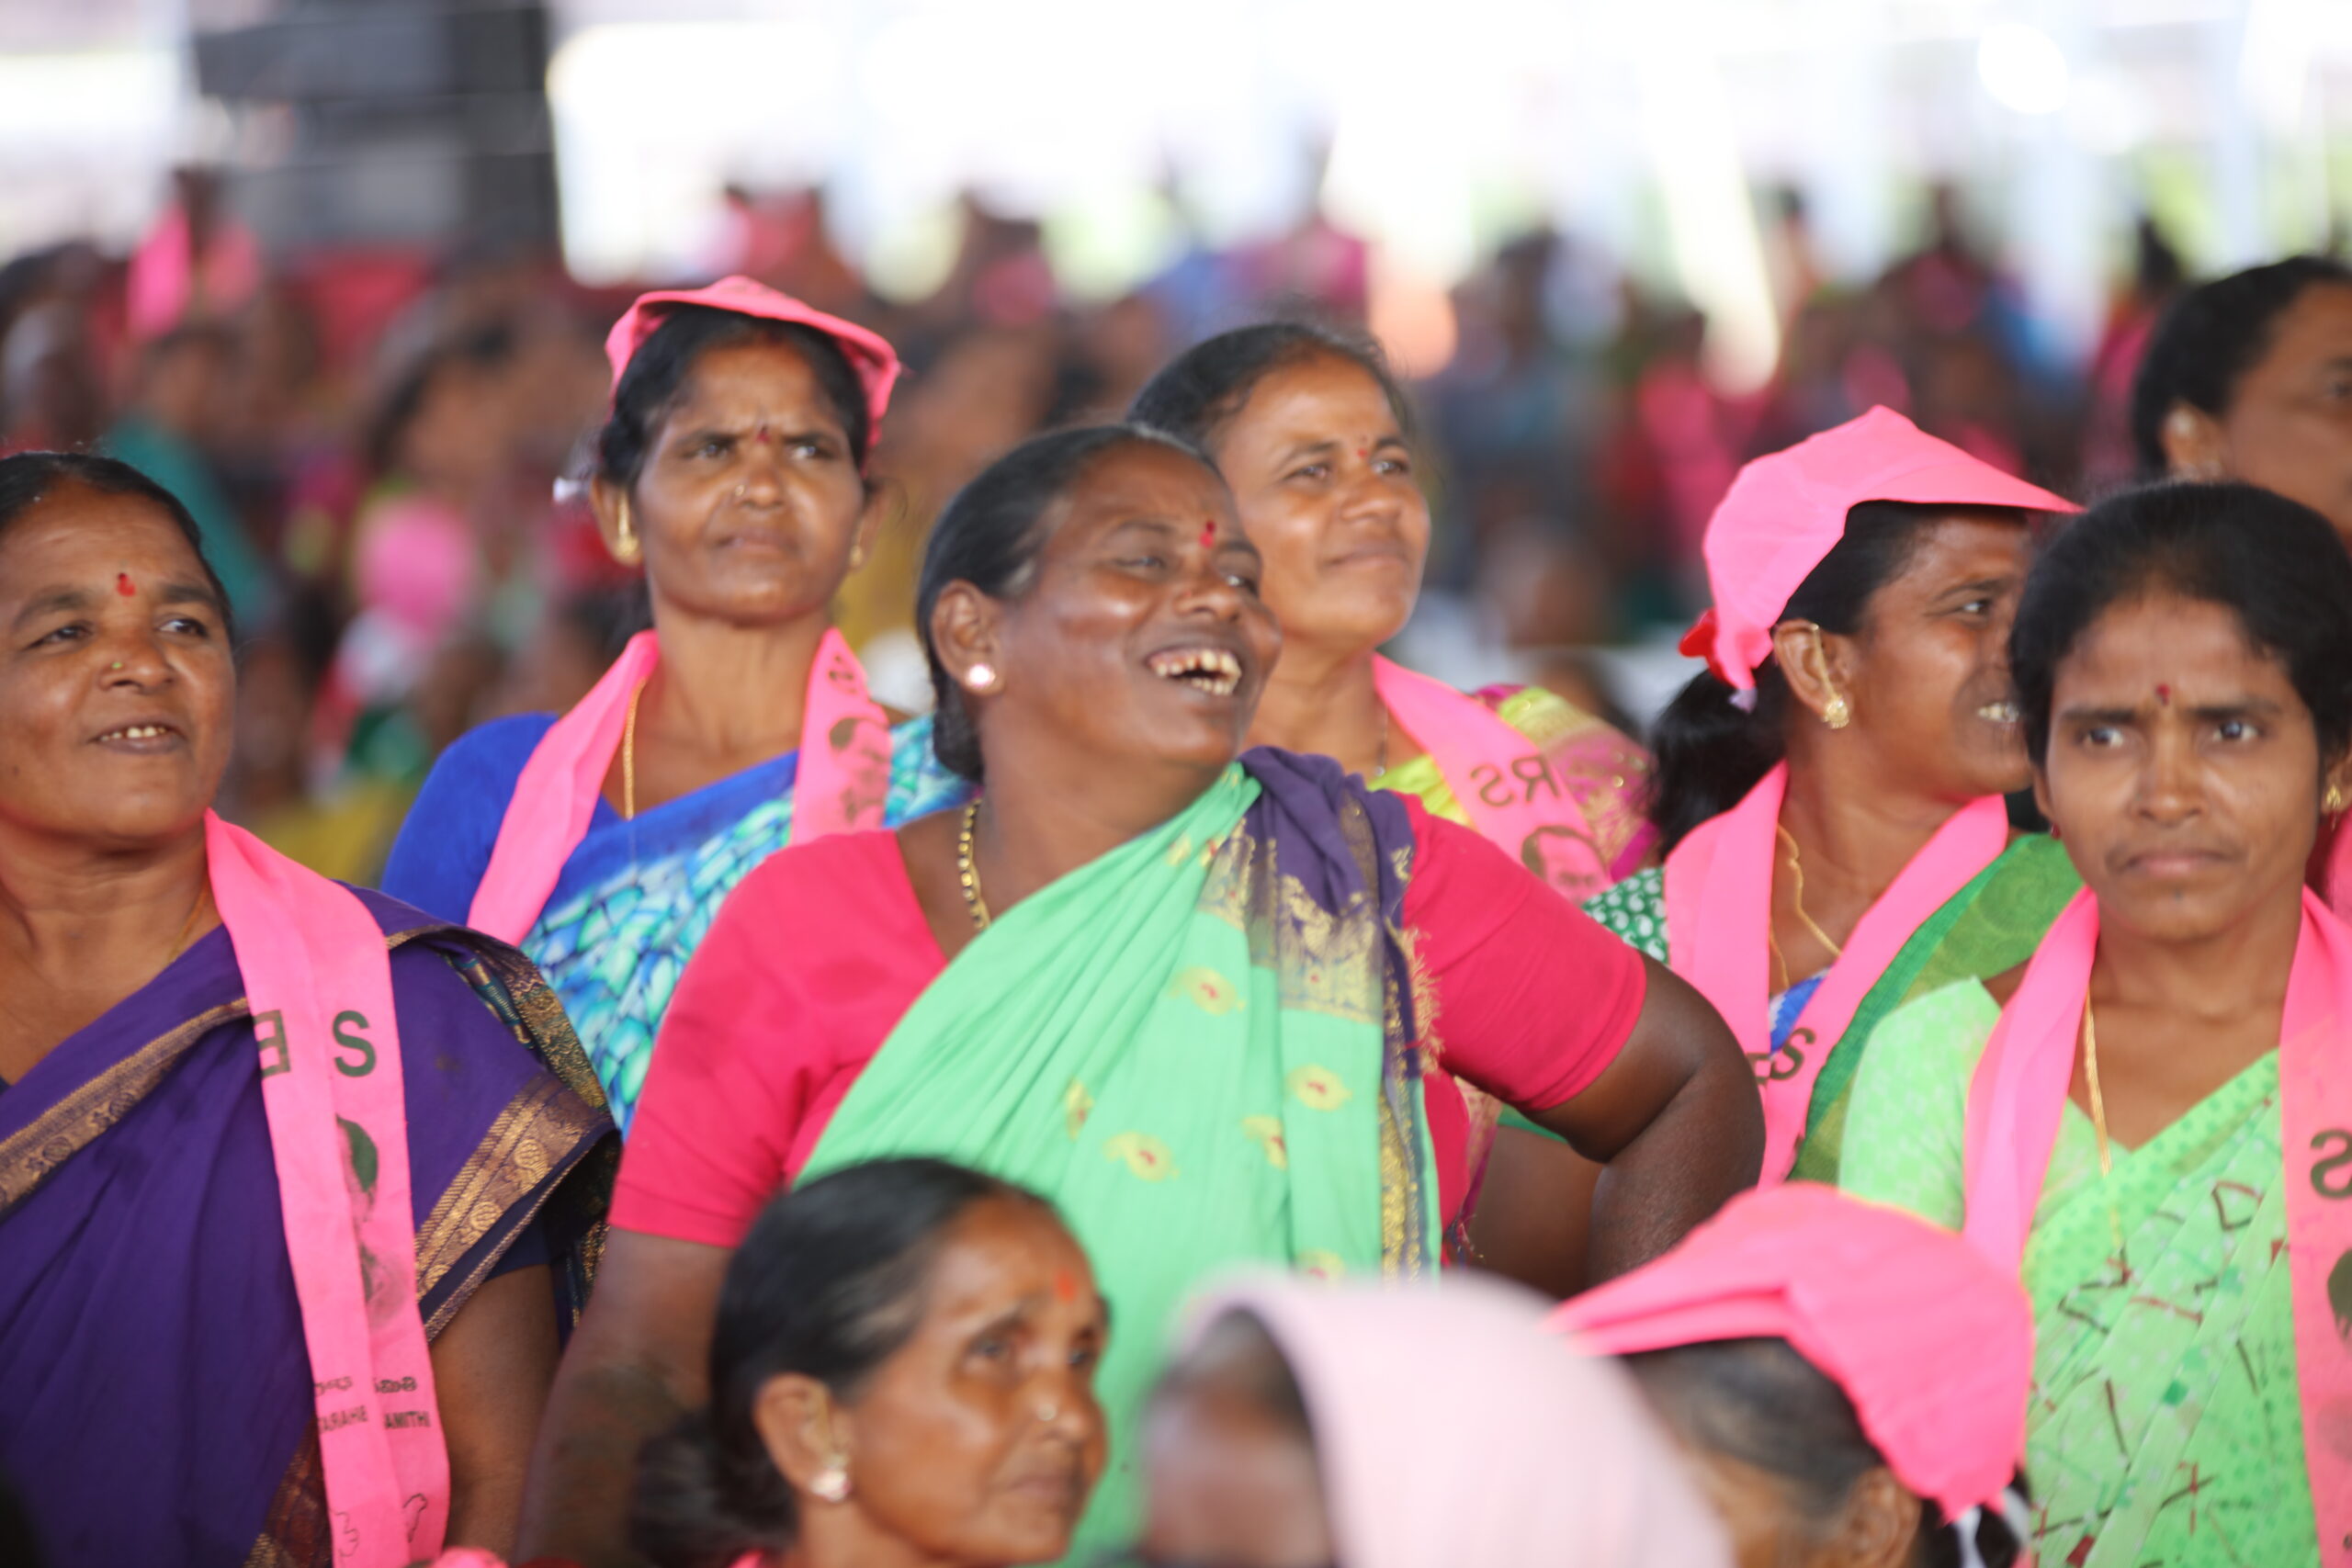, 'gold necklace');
1769,824,1846,992
2081,995,2114,1178
620,678,650,820
957,801,991,930
164,886,208,966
